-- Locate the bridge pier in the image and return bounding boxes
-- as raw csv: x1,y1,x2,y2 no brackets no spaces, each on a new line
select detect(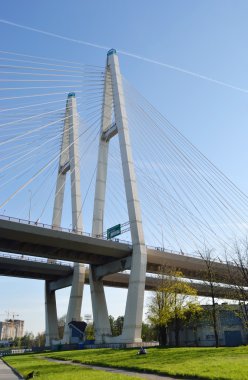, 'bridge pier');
45,281,59,346
90,49,147,344
90,55,113,342
49,92,84,344
63,263,85,343
89,269,112,342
